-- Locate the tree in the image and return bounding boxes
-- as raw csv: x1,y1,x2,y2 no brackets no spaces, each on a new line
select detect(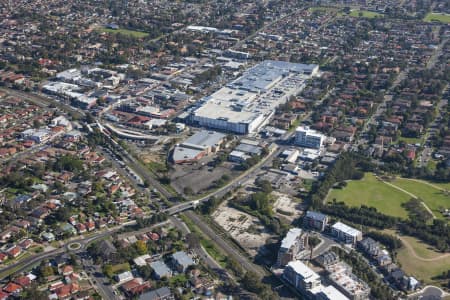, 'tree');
256,179,273,194
136,240,148,255
103,264,113,278
183,187,194,195
40,265,54,277
226,258,243,275
138,265,153,280
19,283,48,300
241,271,277,300
54,206,71,223
241,272,262,294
